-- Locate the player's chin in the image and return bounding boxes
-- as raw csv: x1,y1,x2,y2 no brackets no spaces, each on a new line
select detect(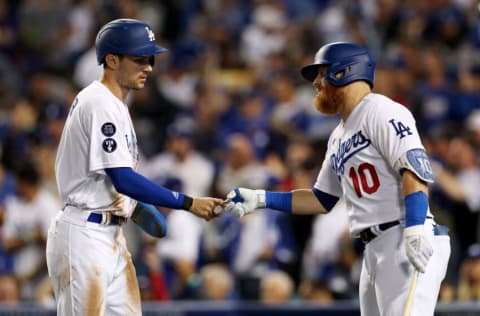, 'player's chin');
314,94,337,115
133,81,146,90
